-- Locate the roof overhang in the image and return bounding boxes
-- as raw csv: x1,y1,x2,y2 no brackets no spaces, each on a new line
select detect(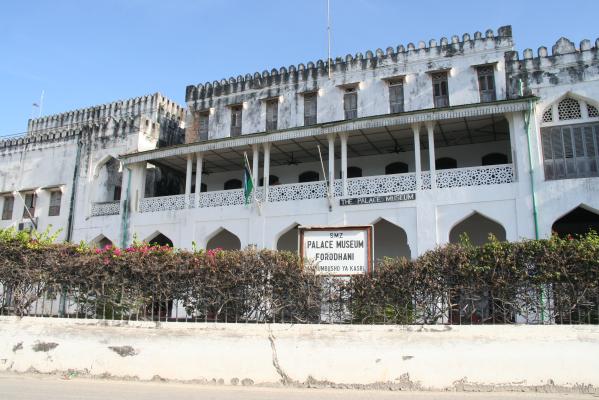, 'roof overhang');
120,97,536,166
